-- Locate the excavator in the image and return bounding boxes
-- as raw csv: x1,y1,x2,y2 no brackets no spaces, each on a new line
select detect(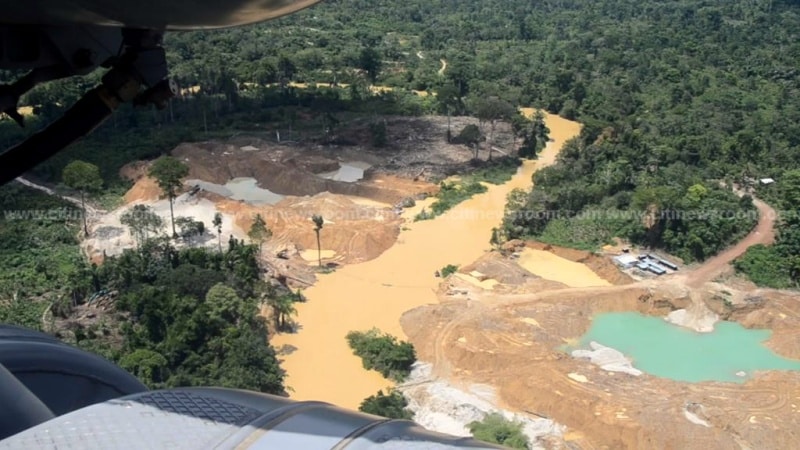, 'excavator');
0,1,502,448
